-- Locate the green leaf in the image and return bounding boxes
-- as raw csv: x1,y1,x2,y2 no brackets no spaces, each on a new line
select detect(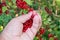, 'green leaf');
2,6,7,13
23,9,28,14
41,10,48,21
49,37,54,40
12,4,17,9
19,10,23,15
55,31,60,40
8,2,12,6
9,10,15,13
24,0,32,5
11,0,16,4
32,2,39,10
50,24,56,29
33,37,38,40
